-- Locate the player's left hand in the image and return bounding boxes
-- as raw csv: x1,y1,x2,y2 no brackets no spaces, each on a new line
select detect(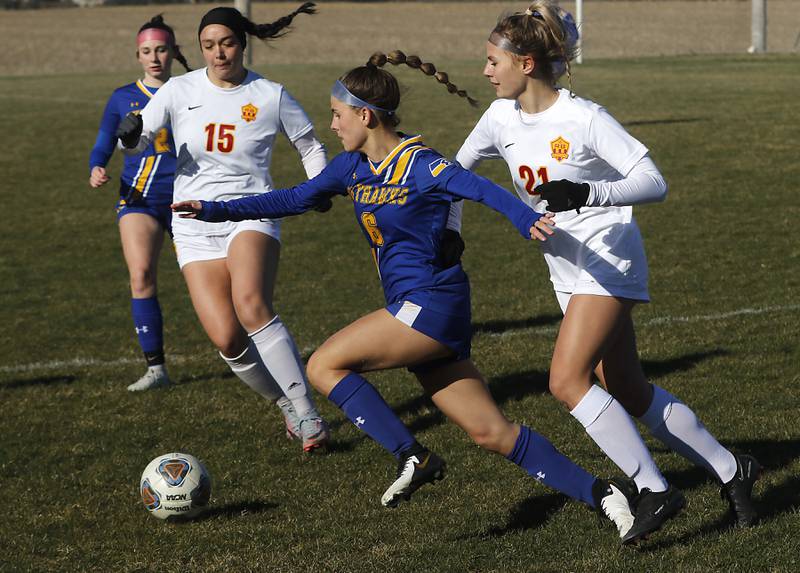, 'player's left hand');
539,179,590,212
530,213,555,242
171,200,203,219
